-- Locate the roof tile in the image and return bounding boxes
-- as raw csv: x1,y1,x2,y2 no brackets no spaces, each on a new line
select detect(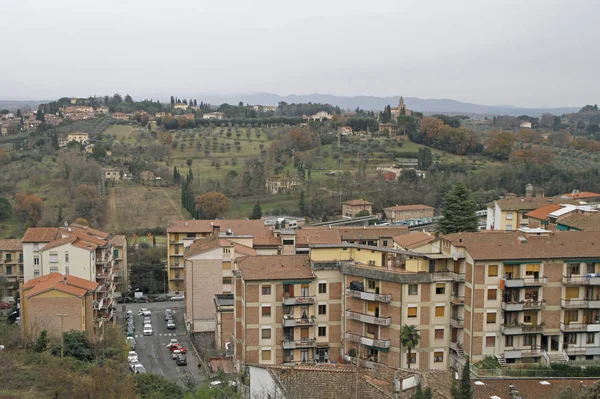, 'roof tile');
238,255,314,280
